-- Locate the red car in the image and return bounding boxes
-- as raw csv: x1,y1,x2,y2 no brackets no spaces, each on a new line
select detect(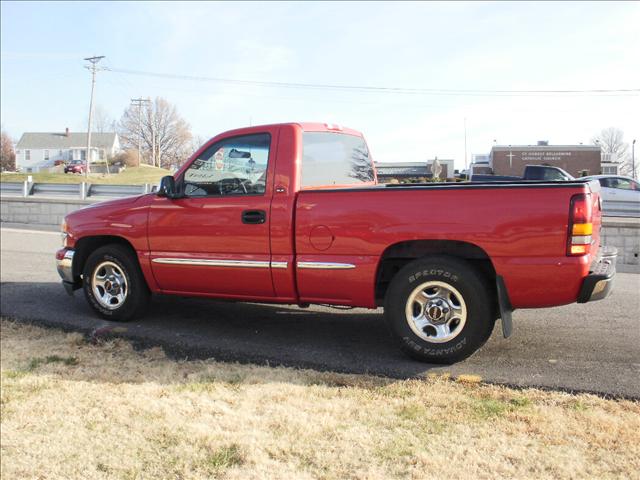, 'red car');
64,160,86,174
56,123,616,363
